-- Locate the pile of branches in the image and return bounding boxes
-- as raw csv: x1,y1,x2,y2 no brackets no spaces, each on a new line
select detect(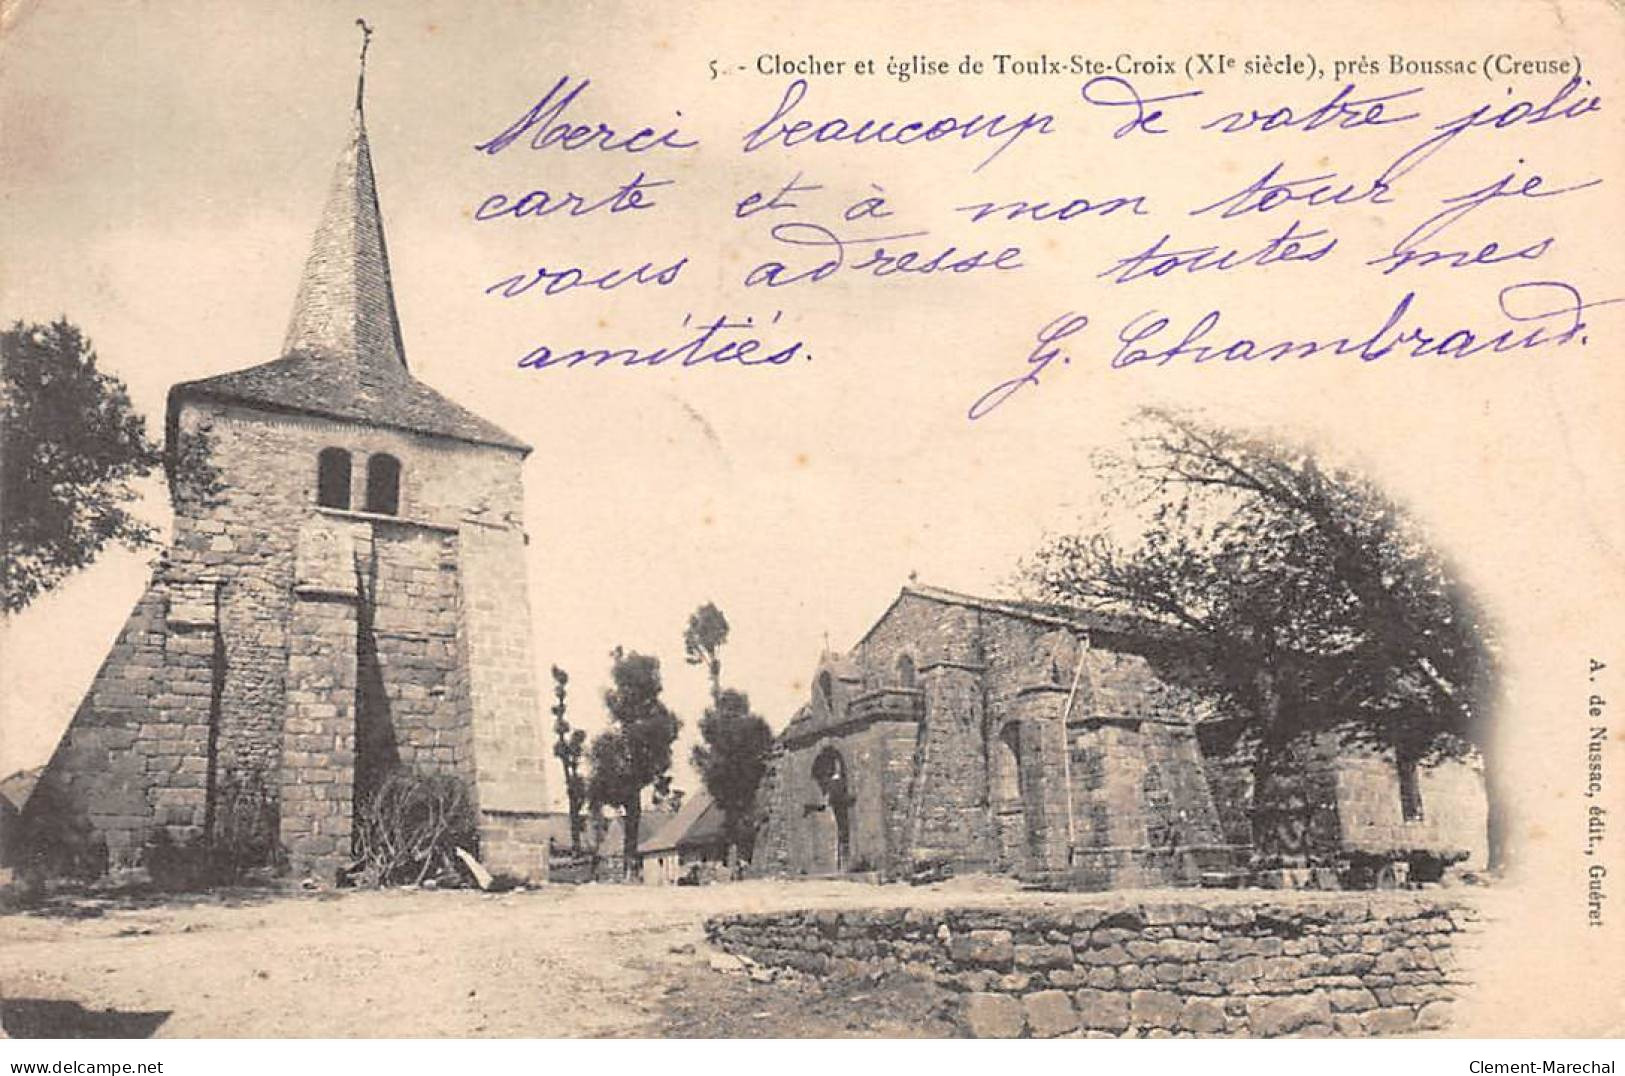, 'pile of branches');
351,770,476,887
